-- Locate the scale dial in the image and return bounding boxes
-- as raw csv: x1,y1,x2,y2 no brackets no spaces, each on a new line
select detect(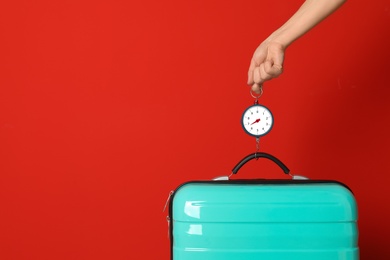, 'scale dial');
241,104,274,137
